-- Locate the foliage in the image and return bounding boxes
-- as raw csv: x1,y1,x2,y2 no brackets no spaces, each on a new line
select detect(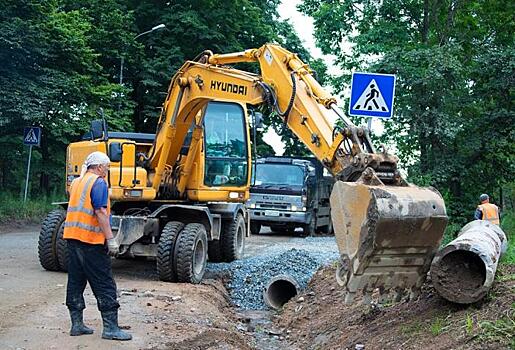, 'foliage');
500,209,515,265
0,193,61,224
477,305,515,348
0,0,319,198
300,0,515,225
